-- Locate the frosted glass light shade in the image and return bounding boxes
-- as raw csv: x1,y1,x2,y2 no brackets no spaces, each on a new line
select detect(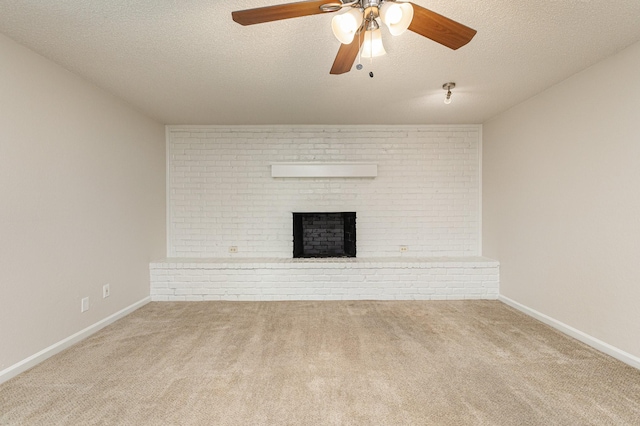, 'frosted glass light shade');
379,2,414,36
331,9,363,44
361,29,386,58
